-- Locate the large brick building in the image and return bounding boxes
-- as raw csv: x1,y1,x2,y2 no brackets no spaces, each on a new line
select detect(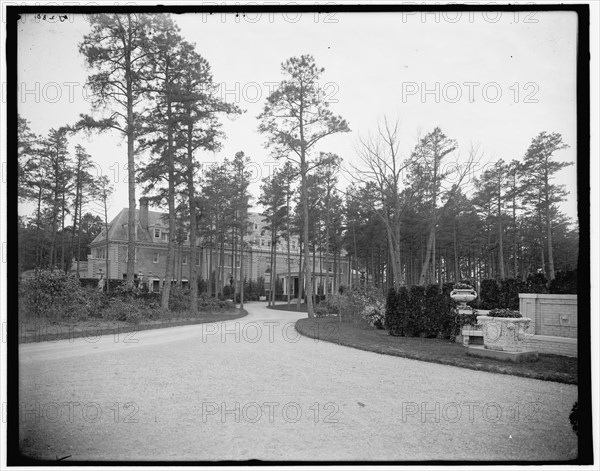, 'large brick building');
87,198,354,296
